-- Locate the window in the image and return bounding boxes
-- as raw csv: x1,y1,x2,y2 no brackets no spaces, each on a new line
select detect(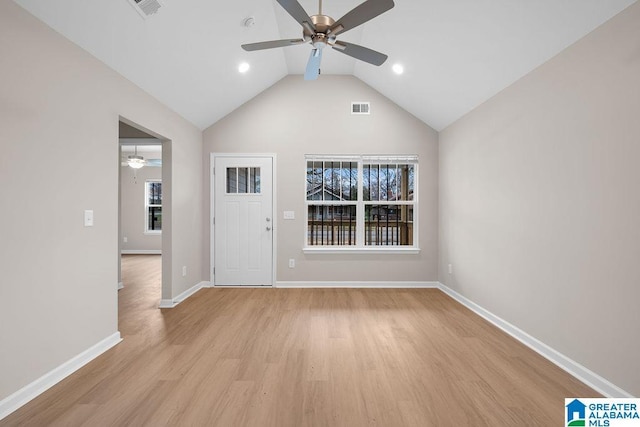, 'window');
305,155,418,251
306,160,358,245
145,180,162,233
226,167,260,194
